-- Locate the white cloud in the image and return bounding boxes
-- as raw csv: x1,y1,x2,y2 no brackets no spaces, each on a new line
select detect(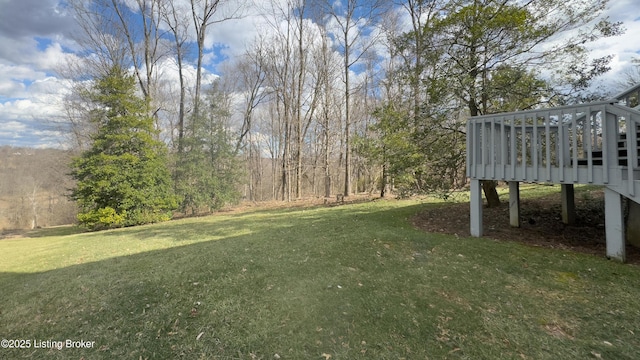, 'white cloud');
0,0,77,148
0,0,639,148
0,0,72,38
0,80,25,99
586,1,640,85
